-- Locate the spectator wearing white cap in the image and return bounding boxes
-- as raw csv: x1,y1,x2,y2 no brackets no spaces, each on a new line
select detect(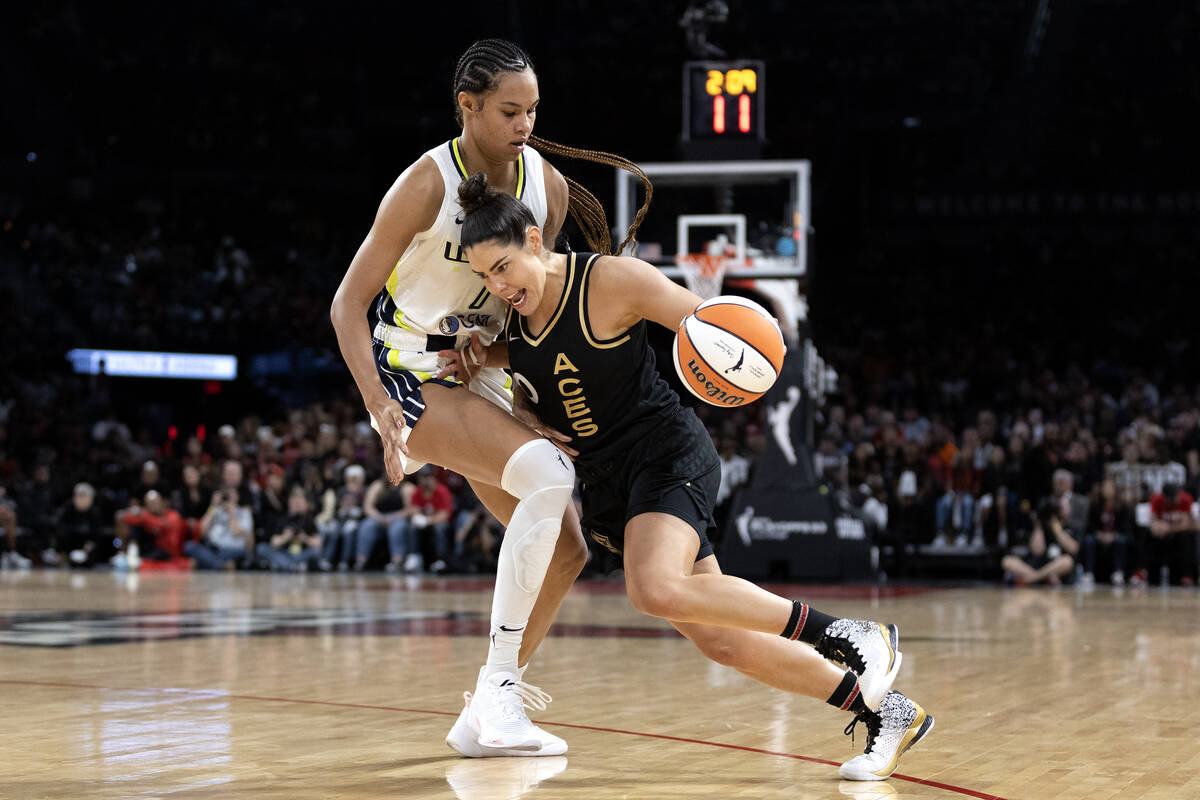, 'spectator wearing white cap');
217,424,241,459
318,464,366,571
